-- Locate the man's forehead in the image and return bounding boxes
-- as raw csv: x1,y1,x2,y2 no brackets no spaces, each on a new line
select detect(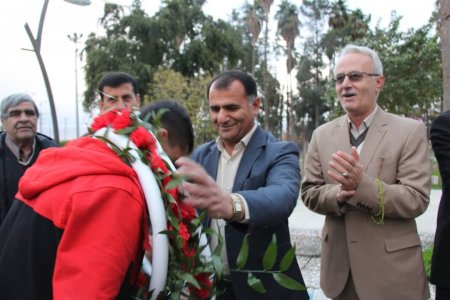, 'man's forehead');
8,101,35,111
